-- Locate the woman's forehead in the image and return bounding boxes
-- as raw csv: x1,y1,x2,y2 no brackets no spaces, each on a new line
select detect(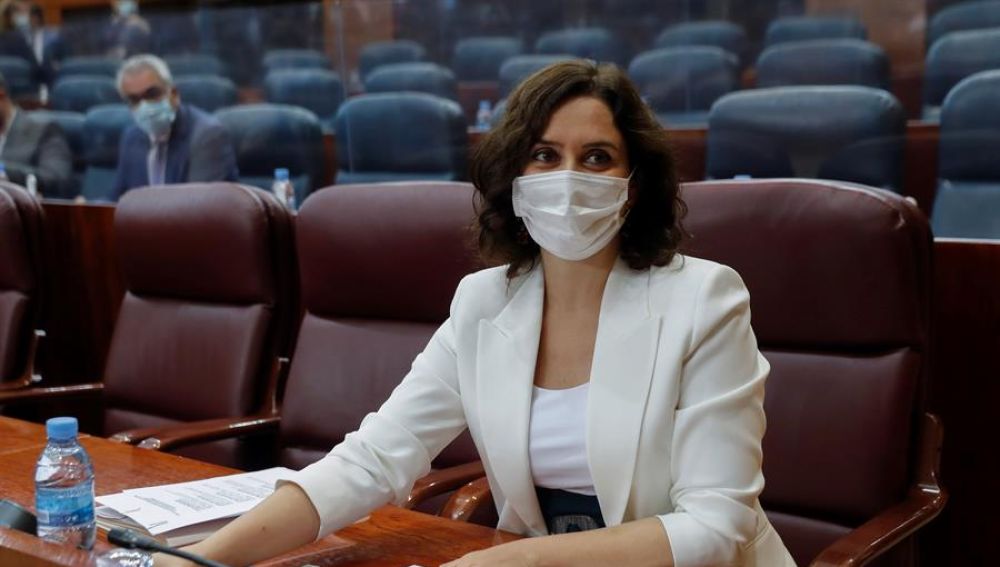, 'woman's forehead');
540,96,622,146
